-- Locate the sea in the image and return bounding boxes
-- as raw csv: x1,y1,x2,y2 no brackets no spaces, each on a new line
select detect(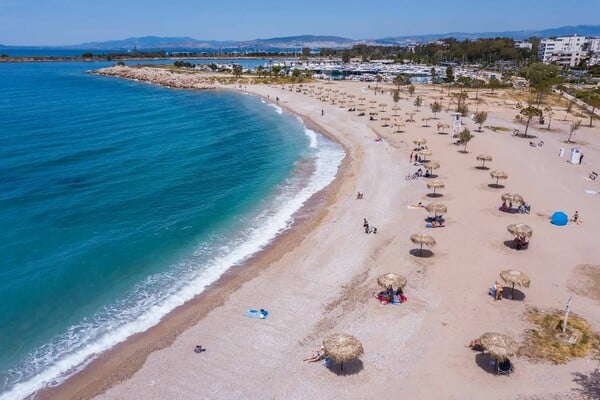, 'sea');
0,60,344,399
